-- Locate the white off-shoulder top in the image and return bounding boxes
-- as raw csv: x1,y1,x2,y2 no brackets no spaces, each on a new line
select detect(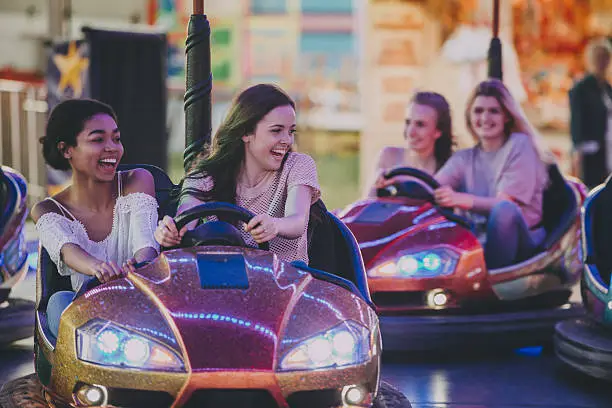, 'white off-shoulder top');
35,171,160,292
